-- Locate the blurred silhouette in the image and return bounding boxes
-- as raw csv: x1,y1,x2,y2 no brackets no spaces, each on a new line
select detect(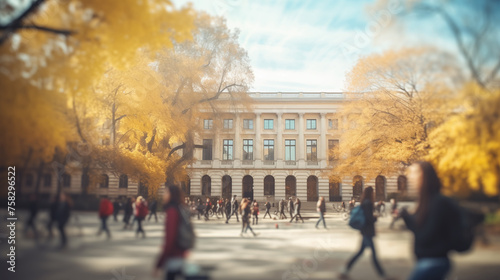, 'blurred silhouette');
240,198,257,237
46,195,58,240
340,187,393,280
135,196,148,238
97,197,113,239
148,198,158,222
112,198,121,222
230,195,239,222
252,200,259,225
24,194,39,241
224,198,231,224
315,196,327,229
56,193,71,249
290,197,304,223
288,197,294,218
263,201,272,219
122,197,134,230
279,199,287,219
